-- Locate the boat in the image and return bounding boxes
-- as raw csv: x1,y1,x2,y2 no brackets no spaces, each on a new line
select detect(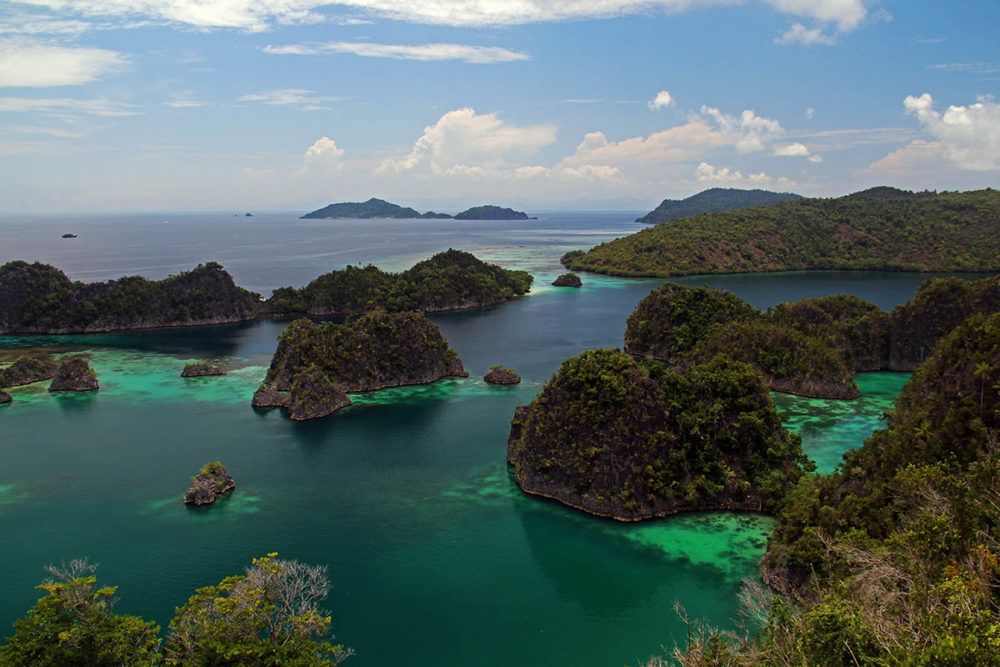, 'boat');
61,233,78,238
